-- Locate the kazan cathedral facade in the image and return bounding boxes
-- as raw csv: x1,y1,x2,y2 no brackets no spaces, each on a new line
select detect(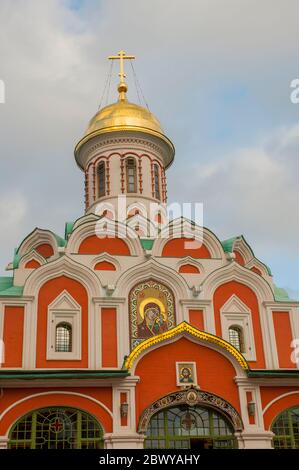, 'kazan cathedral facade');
0,53,299,450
